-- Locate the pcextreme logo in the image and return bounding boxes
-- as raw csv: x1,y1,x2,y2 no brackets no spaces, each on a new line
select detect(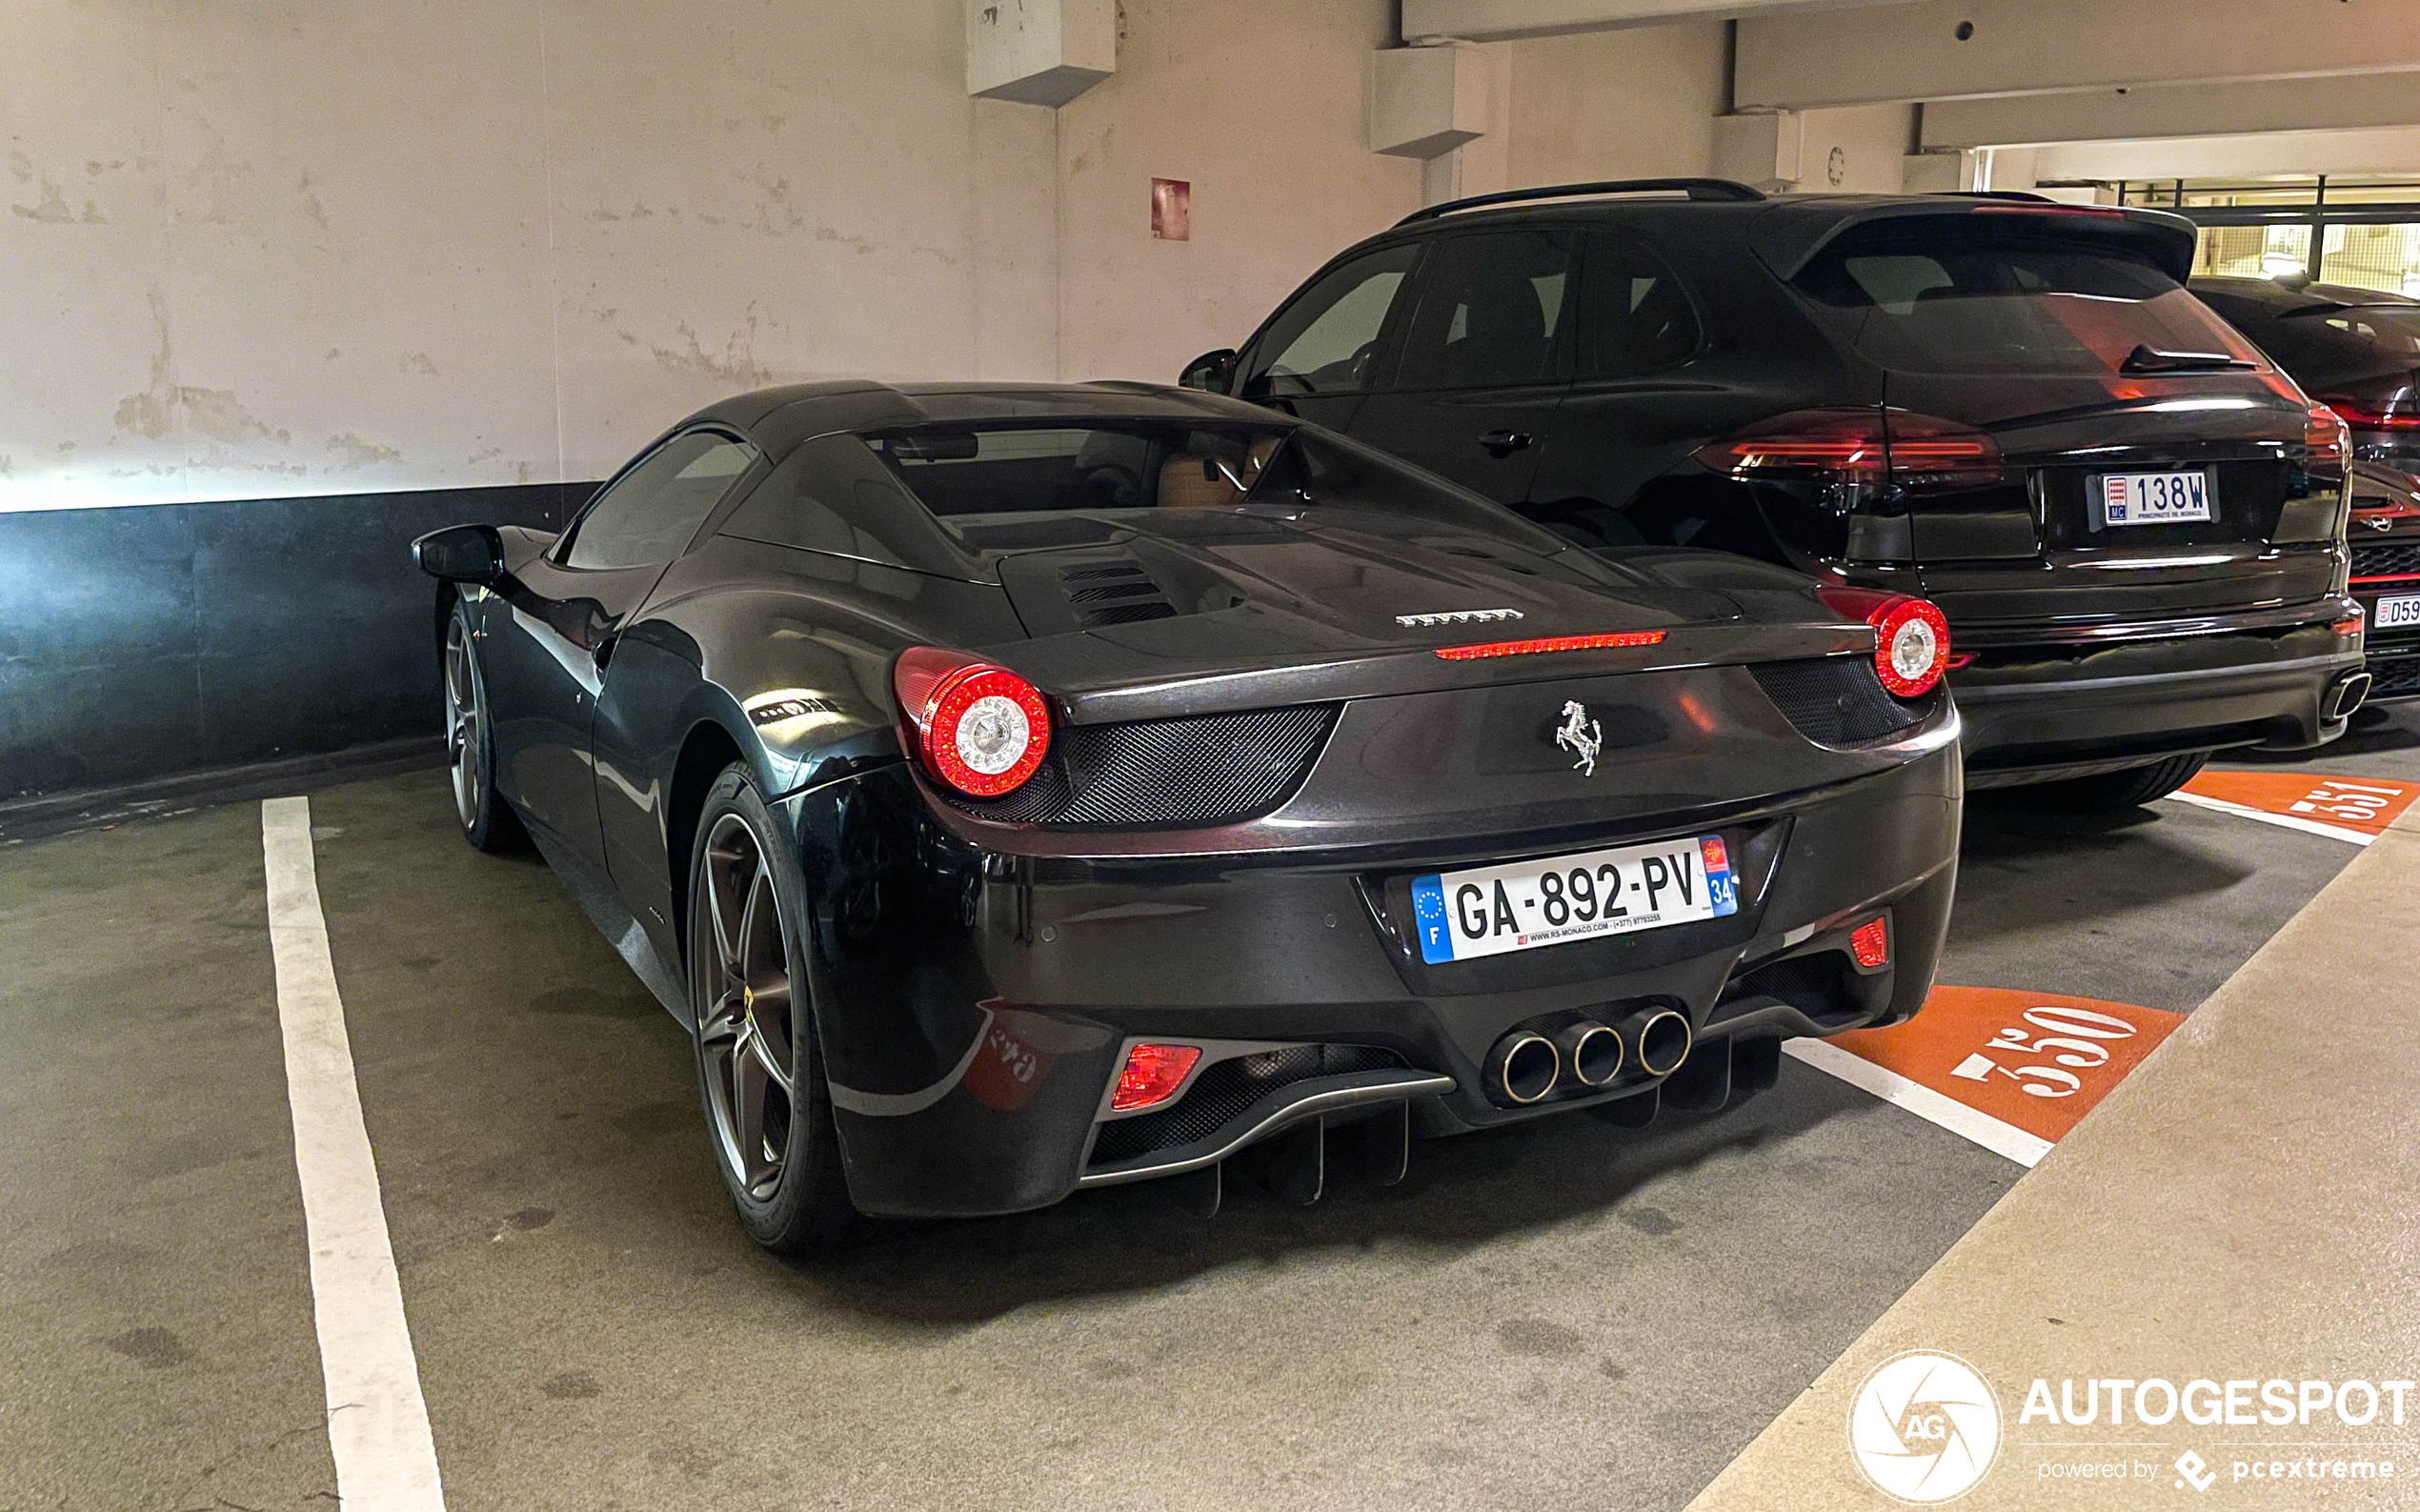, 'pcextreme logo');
1847,1350,2005,1504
